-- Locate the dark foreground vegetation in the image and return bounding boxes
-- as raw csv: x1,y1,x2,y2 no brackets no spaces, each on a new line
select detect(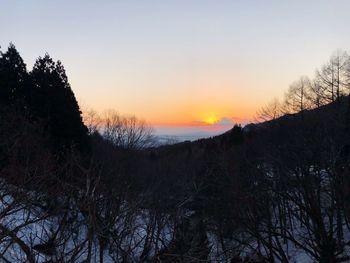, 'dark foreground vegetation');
1,44,350,262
